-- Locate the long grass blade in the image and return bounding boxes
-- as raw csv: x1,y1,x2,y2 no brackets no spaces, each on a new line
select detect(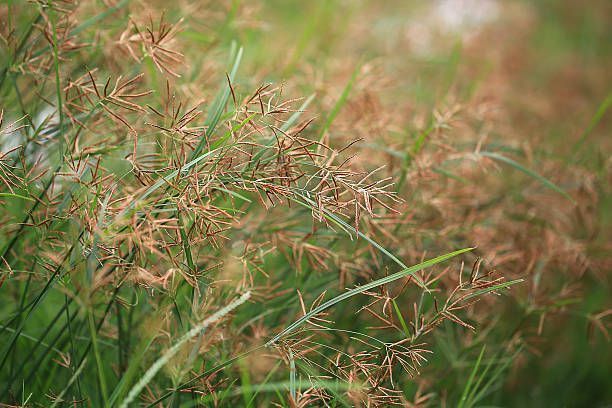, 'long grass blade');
317,62,361,143
281,93,316,132
468,345,523,406
192,45,243,158
266,247,473,346
49,358,87,408
457,344,486,408
566,92,612,164
463,279,524,302
108,335,156,406
477,151,574,203
88,308,109,407
48,1,64,158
